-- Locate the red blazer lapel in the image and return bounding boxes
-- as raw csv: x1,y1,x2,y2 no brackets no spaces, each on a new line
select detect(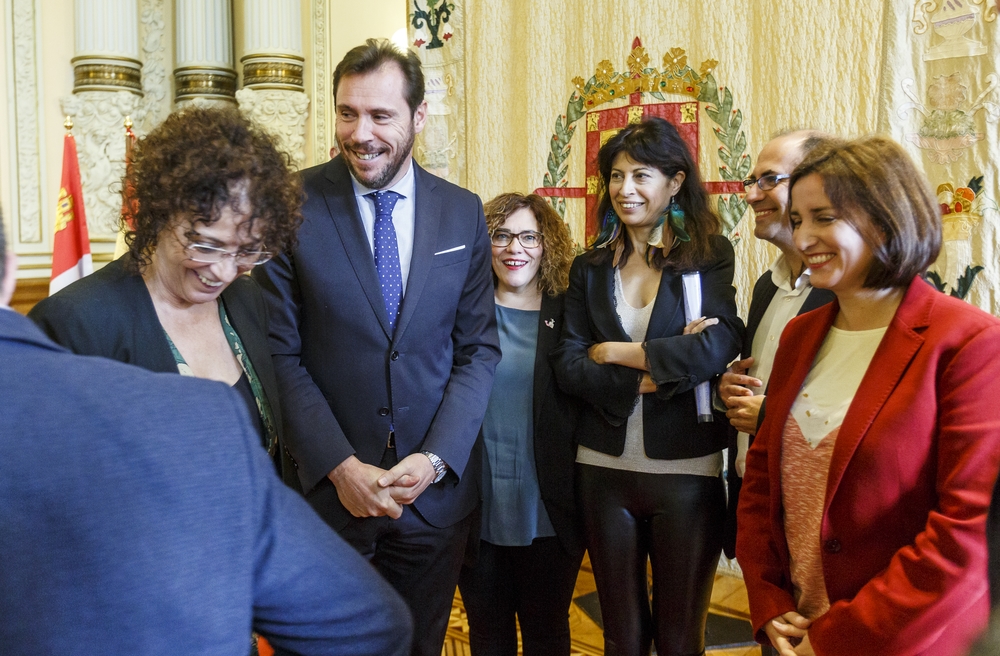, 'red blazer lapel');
824,278,934,509
761,301,839,548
